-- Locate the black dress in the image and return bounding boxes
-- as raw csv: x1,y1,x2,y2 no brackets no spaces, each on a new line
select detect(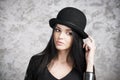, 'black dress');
24,54,82,80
